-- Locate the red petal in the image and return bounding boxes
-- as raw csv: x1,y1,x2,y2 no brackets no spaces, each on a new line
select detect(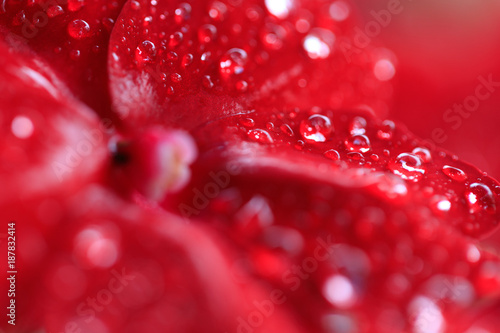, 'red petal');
0,0,127,116
108,0,393,130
